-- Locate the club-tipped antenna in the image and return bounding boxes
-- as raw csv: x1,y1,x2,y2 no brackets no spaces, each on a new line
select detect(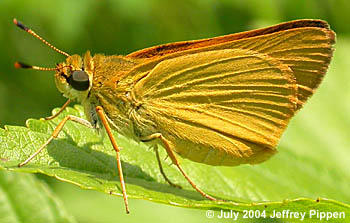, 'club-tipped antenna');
14,61,71,71
14,61,58,71
13,18,70,57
